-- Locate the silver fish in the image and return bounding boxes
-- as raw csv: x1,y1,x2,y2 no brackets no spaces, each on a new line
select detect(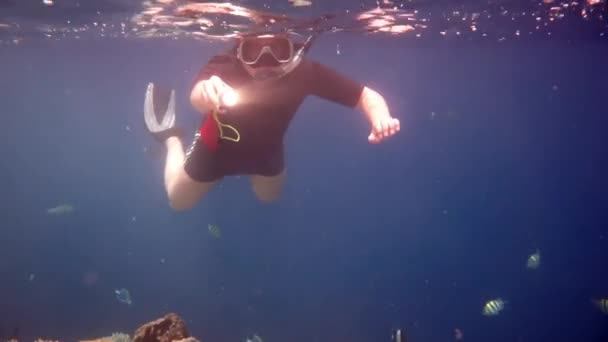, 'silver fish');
115,288,132,306
527,249,541,269
46,204,75,215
